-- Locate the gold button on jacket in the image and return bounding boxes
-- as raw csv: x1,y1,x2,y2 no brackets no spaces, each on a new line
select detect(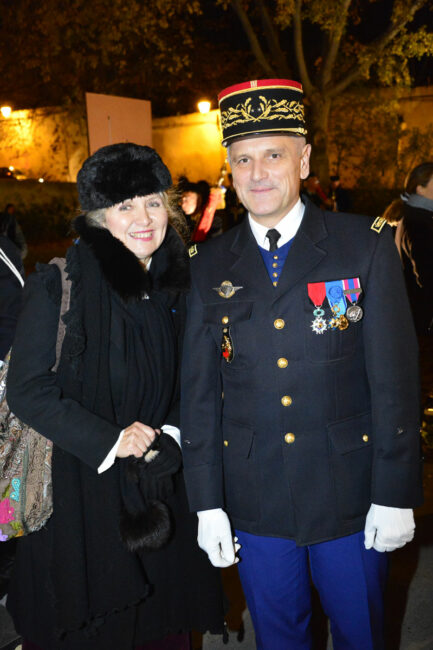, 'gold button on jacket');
274,319,285,329
277,358,288,368
284,433,295,444
281,395,292,406
222,316,229,324
362,435,369,442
